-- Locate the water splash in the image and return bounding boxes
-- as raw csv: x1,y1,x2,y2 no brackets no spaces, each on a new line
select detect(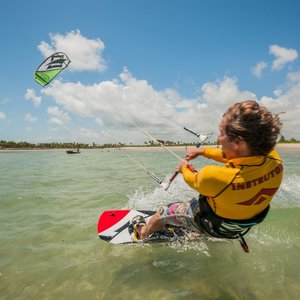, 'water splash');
274,174,300,208
125,173,198,210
